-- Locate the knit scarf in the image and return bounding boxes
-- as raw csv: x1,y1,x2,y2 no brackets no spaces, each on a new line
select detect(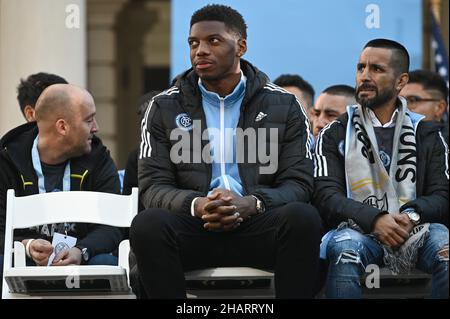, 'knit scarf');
345,99,429,274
